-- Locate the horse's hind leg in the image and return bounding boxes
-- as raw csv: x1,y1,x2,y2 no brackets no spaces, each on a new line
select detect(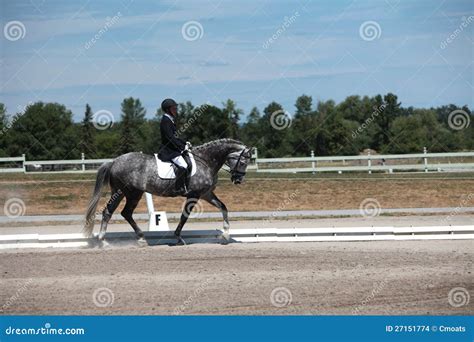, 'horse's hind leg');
99,188,124,241
121,190,145,239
